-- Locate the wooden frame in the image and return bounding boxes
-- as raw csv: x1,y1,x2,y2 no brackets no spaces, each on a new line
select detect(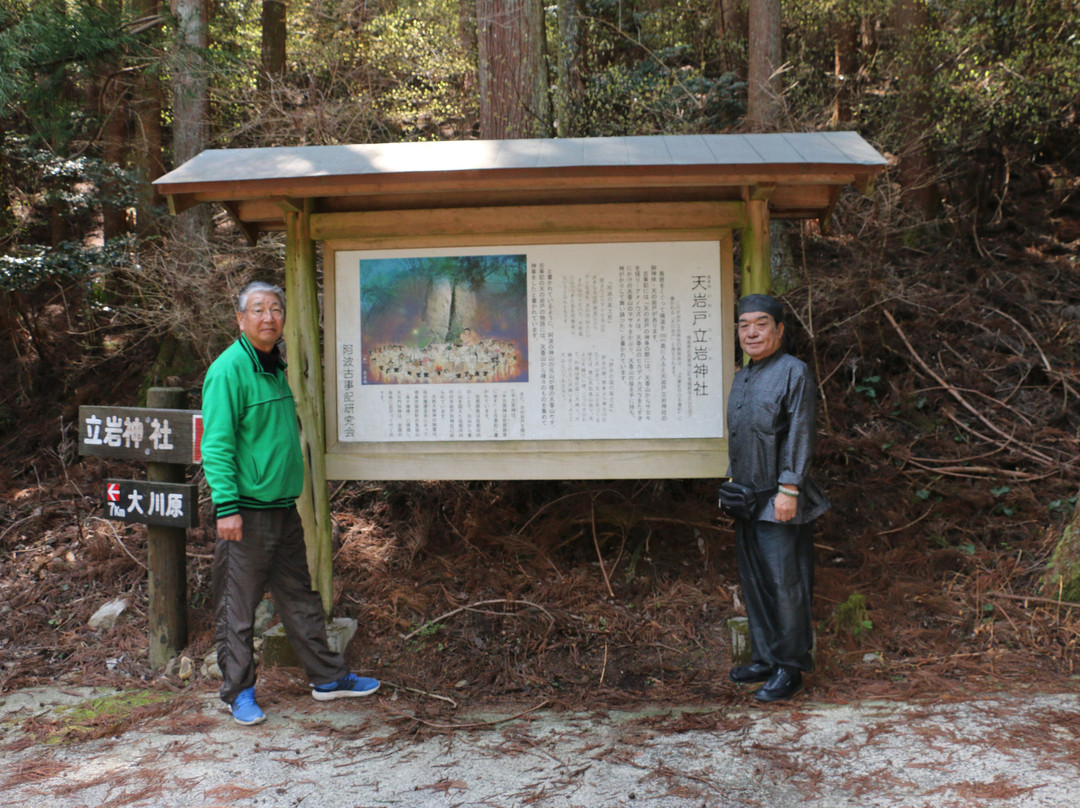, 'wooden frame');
320,203,735,480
